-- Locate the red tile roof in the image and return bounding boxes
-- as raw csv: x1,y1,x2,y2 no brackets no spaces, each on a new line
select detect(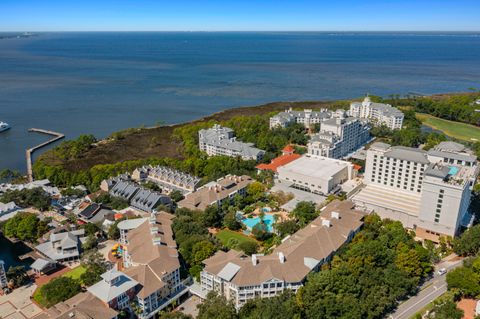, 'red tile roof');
256,153,302,172
282,145,295,153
